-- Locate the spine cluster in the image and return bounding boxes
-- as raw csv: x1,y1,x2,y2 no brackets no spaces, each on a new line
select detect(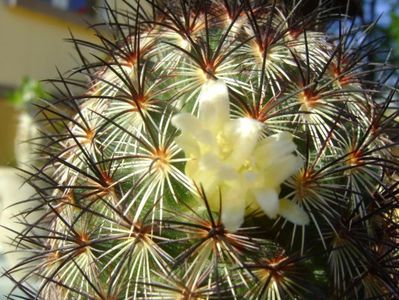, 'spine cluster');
5,1,398,299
